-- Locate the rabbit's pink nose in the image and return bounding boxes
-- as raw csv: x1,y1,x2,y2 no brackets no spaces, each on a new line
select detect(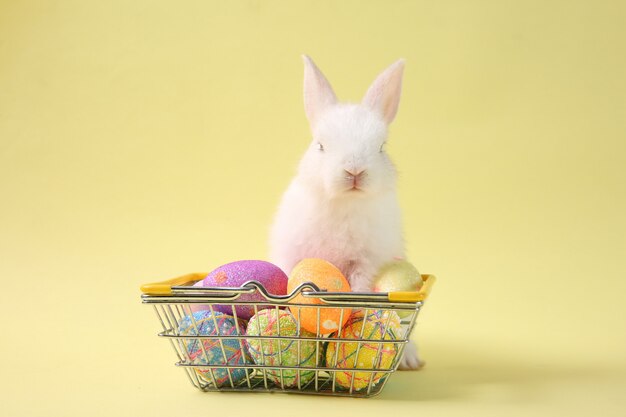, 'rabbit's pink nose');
345,169,365,178
345,169,366,189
